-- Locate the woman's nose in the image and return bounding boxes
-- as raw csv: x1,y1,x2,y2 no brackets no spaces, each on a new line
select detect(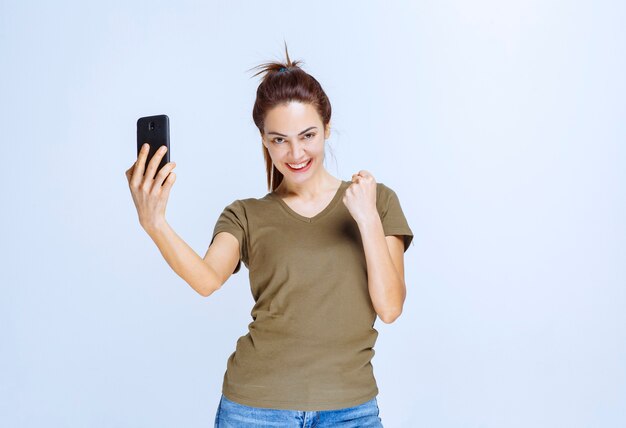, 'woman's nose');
289,143,306,159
